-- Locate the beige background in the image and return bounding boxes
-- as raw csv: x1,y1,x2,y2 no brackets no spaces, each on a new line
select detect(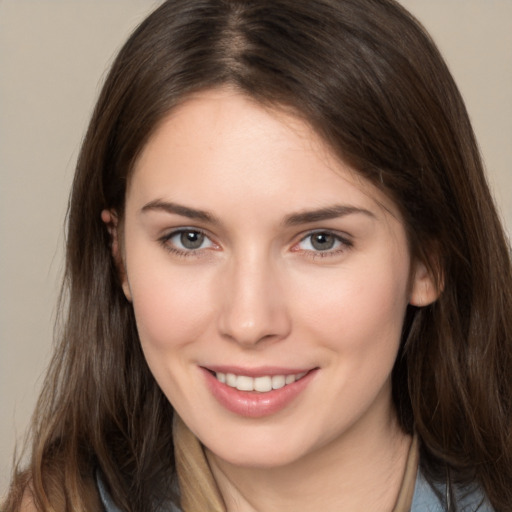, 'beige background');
1,0,511,497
